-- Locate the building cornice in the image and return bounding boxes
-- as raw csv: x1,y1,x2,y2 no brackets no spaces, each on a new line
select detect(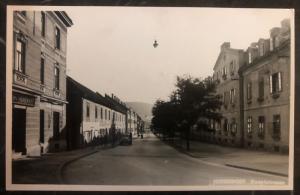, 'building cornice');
54,11,73,27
